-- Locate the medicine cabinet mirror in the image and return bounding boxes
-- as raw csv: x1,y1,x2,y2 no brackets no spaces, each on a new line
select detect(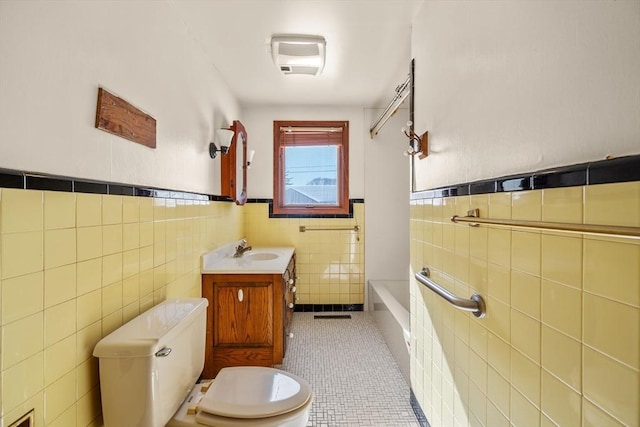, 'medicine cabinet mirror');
221,120,248,205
